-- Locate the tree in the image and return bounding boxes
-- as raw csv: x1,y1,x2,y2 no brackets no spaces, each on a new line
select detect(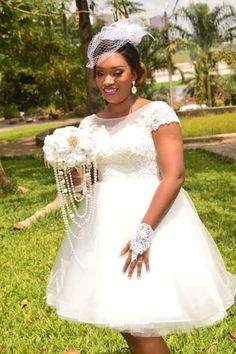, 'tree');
0,0,86,113
0,161,12,194
138,25,186,103
0,160,29,195
75,0,103,113
174,3,236,106
108,0,144,21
